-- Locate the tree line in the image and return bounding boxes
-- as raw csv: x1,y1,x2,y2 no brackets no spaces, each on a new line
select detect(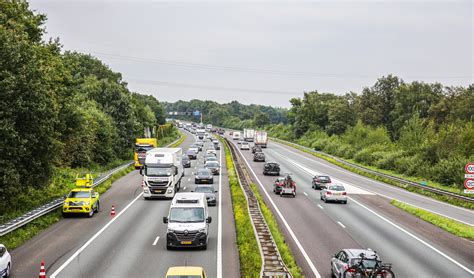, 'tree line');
0,2,166,206
163,99,288,129
271,75,473,189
